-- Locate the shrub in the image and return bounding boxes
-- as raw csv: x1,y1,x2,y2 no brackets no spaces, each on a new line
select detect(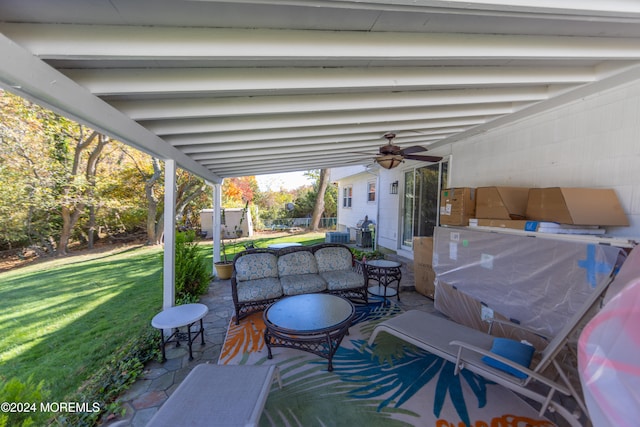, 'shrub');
54,327,161,427
0,376,49,427
174,230,210,304
350,248,385,261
